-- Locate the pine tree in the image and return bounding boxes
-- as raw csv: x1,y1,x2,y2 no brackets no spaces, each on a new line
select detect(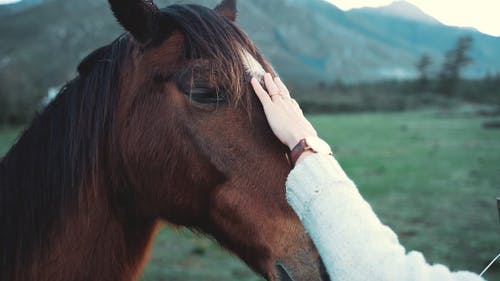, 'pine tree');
438,36,474,96
416,54,432,92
